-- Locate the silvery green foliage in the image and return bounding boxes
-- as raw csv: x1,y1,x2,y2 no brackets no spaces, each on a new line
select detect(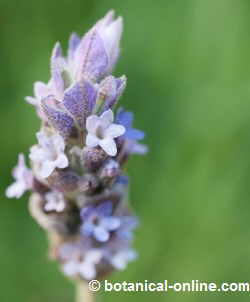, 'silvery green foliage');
6,11,147,281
